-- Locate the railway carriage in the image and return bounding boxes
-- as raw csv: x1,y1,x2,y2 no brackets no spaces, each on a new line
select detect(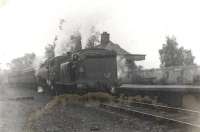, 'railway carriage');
8,68,36,88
